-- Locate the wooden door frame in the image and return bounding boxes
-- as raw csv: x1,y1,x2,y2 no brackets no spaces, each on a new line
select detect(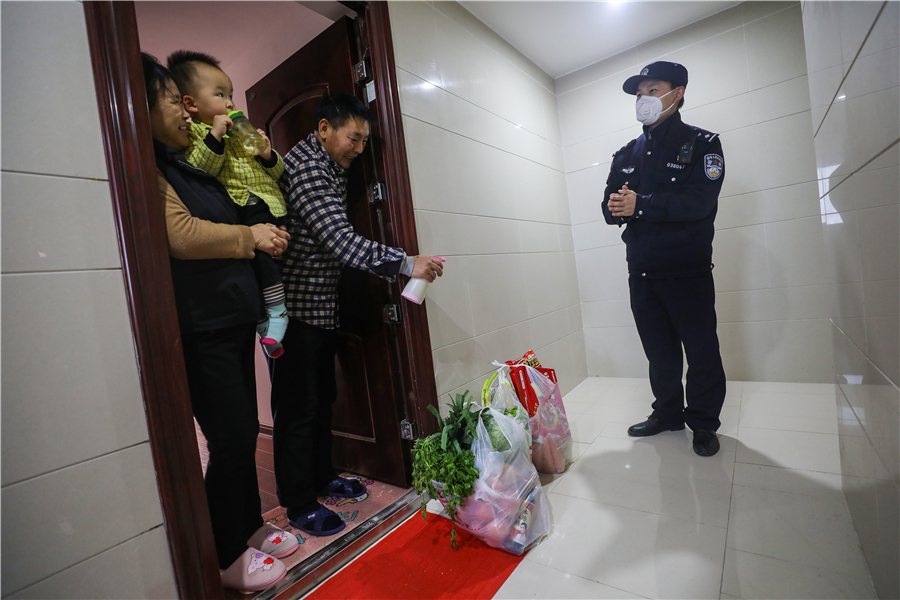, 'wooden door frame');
83,2,437,598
